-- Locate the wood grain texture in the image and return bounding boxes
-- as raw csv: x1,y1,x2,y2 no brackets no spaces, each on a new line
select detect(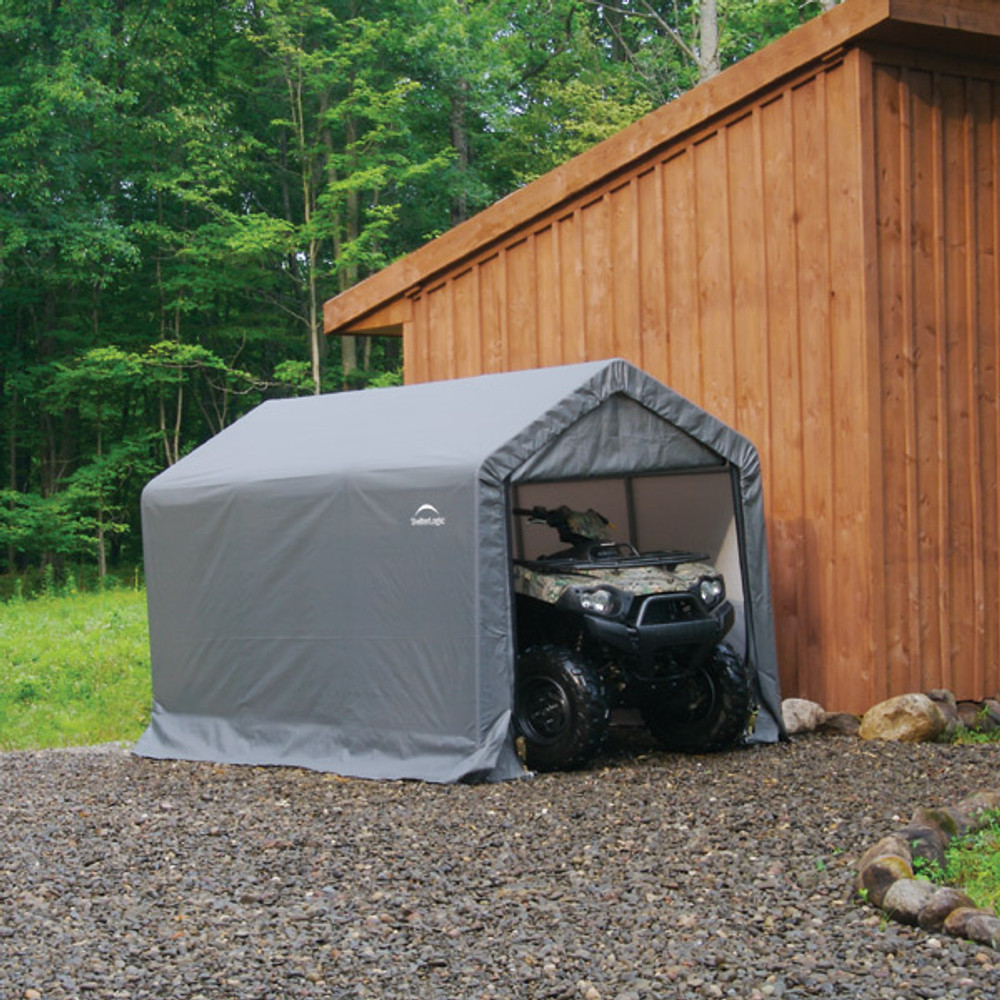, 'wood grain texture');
873,60,1000,707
